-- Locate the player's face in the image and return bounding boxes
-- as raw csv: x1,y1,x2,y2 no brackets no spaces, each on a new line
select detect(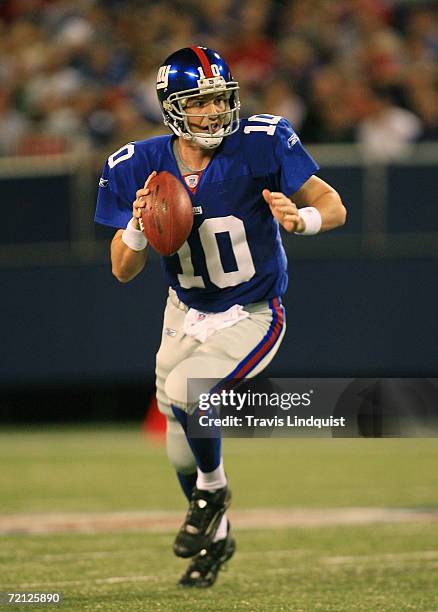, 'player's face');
184,93,229,134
